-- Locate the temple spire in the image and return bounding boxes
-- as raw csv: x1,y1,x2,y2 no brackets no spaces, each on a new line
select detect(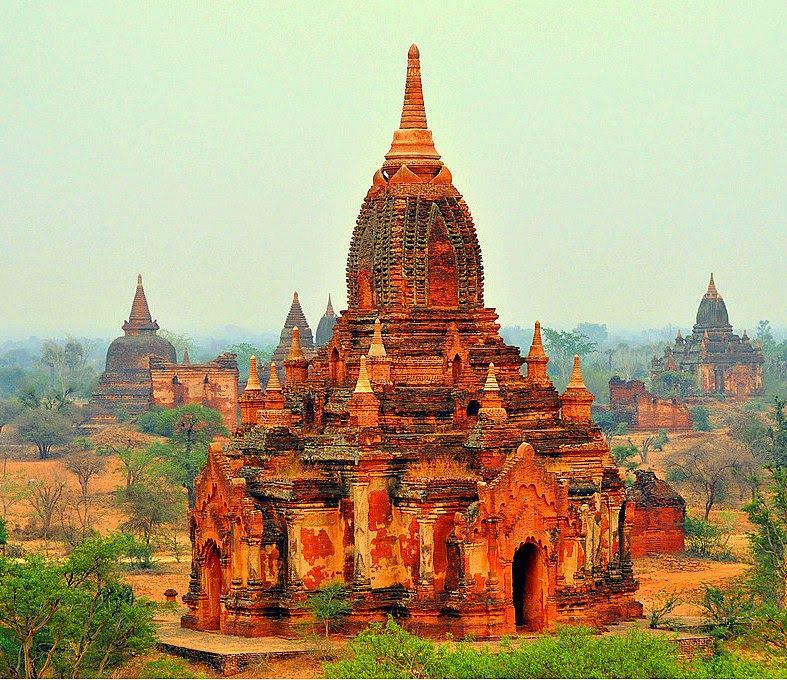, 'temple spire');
326,294,335,317
129,274,152,324
384,44,442,177
354,356,373,394
123,274,159,335
400,44,427,129
706,273,719,298
245,355,262,391
266,362,282,392
567,355,587,390
287,326,306,361
483,363,500,392
368,318,387,358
